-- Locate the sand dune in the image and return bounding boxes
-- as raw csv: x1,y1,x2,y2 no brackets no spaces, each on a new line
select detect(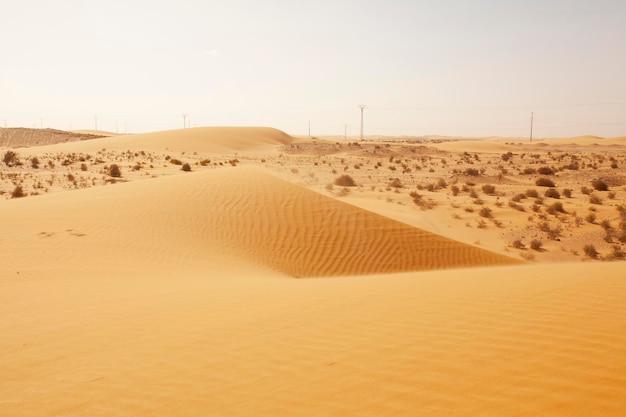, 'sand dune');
0,166,519,277
2,262,625,417
29,126,293,154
